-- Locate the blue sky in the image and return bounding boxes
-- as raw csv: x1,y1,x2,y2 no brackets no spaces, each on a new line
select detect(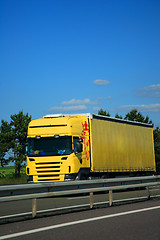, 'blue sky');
0,0,160,127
